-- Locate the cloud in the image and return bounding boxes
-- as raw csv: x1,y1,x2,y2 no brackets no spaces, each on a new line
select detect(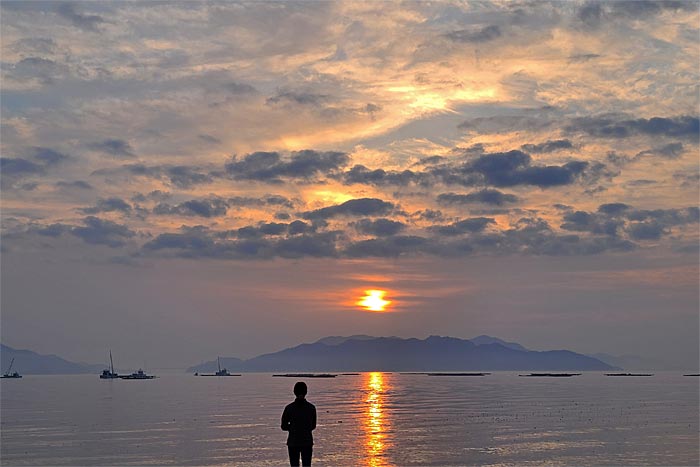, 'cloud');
567,53,601,63
578,0,697,28
567,115,699,140
267,90,330,107
224,81,258,95
0,158,44,176
89,139,135,158
131,190,171,203
344,235,429,258
520,139,573,153
597,203,630,215
79,197,133,215
225,150,349,183
430,217,496,236
341,165,426,186
634,142,685,160
1,146,69,180
561,210,623,237
93,163,213,188
56,180,93,190
353,218,406,237
457,150,593,188
198,134,221,144
437,189,519,206
153,197,229,218
343,148,610,189
273,232,339,258
235,222,288,238
673,171,700,188
142,227,340,260
627,221,665,240
10,37,58,55
55,3,106,32
301,198,394,220
71,216,135,247
444,25,502,43
228,194,296,210
31,147,70,165
8,57,68,84
561,204,699,240
35,223,72,237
